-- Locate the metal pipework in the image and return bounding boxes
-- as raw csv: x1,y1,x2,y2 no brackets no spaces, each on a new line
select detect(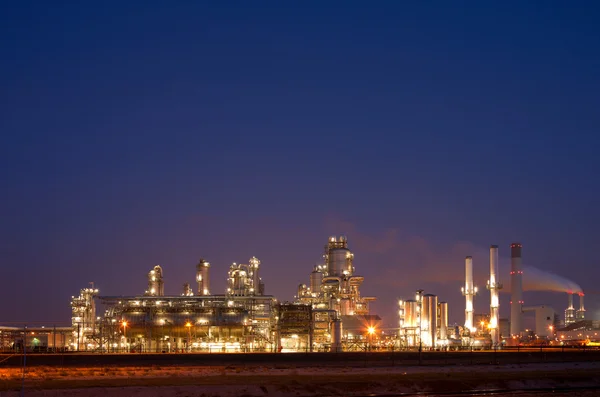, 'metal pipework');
510,242,523,337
